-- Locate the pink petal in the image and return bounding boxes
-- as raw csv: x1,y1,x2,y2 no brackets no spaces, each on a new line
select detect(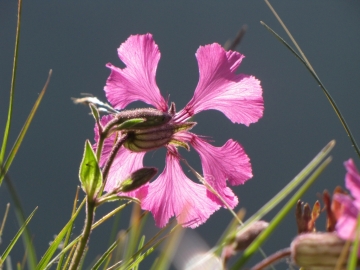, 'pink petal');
141,149,220,228
334,194,359,240
104,34,167,111
190,135,252,208
177,43,263,126
344,159,360,201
